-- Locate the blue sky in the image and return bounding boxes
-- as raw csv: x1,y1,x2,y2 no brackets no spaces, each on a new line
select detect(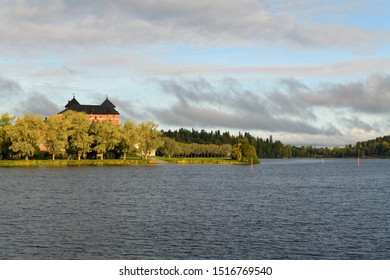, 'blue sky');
1,0,390,146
